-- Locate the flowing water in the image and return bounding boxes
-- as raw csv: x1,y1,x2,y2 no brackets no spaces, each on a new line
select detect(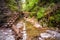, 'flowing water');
22,23,27,40
0,18,60,40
